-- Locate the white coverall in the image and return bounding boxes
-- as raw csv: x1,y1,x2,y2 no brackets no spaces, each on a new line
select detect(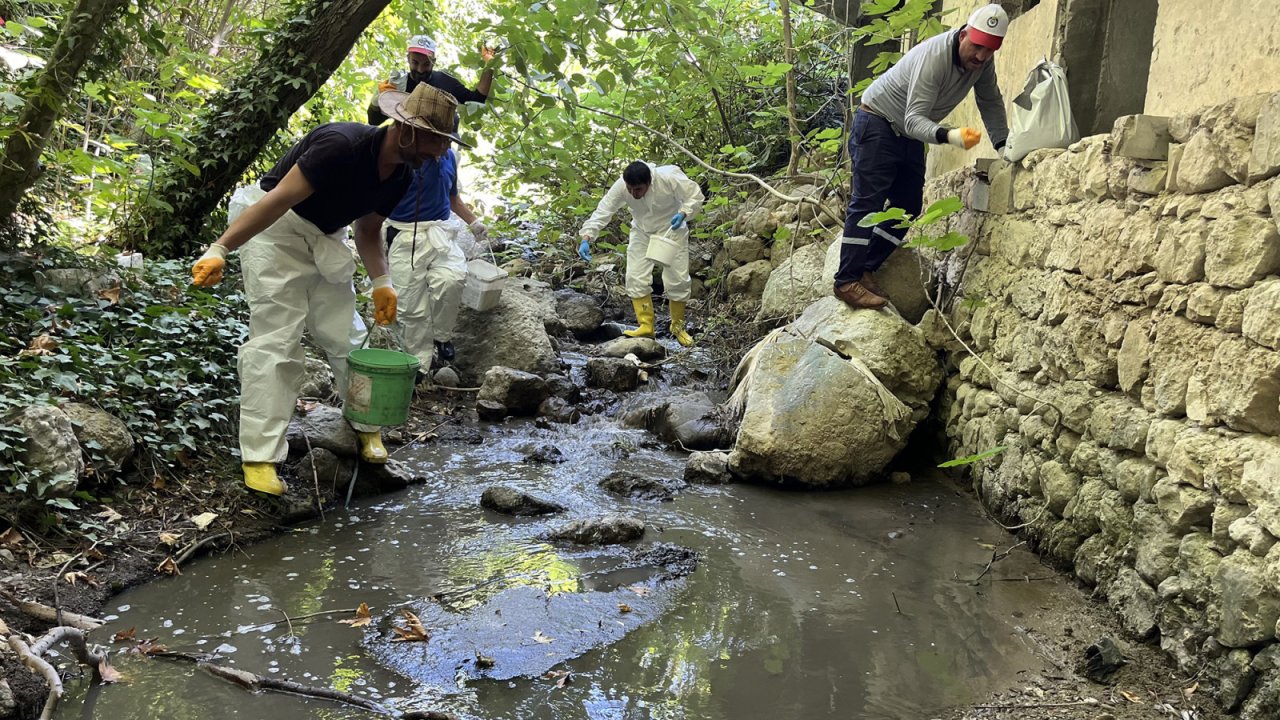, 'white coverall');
230,186,377,464
580,164,704,300
384,217,469,368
